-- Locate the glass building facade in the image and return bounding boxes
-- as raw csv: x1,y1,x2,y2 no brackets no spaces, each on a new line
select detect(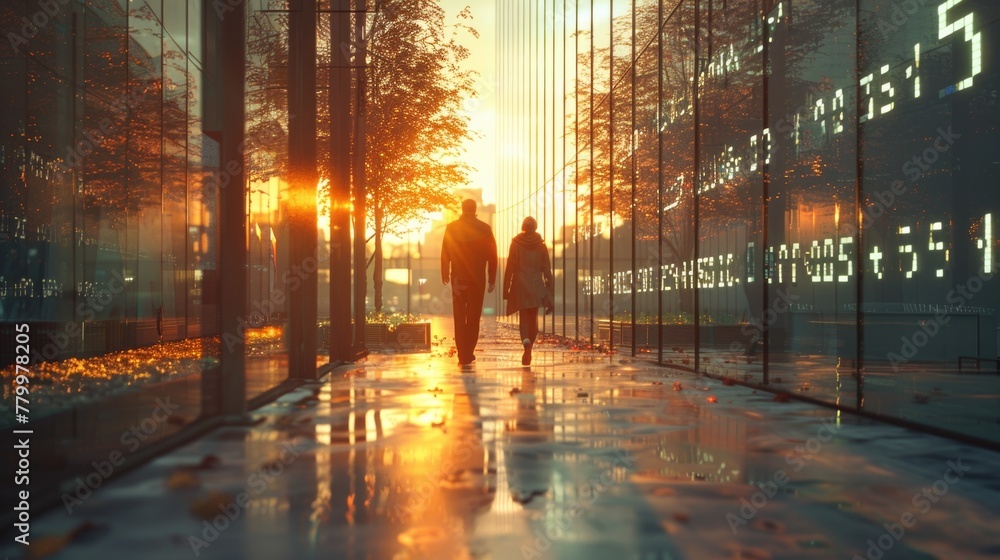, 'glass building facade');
496,0,1000,444
0,0,323,508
